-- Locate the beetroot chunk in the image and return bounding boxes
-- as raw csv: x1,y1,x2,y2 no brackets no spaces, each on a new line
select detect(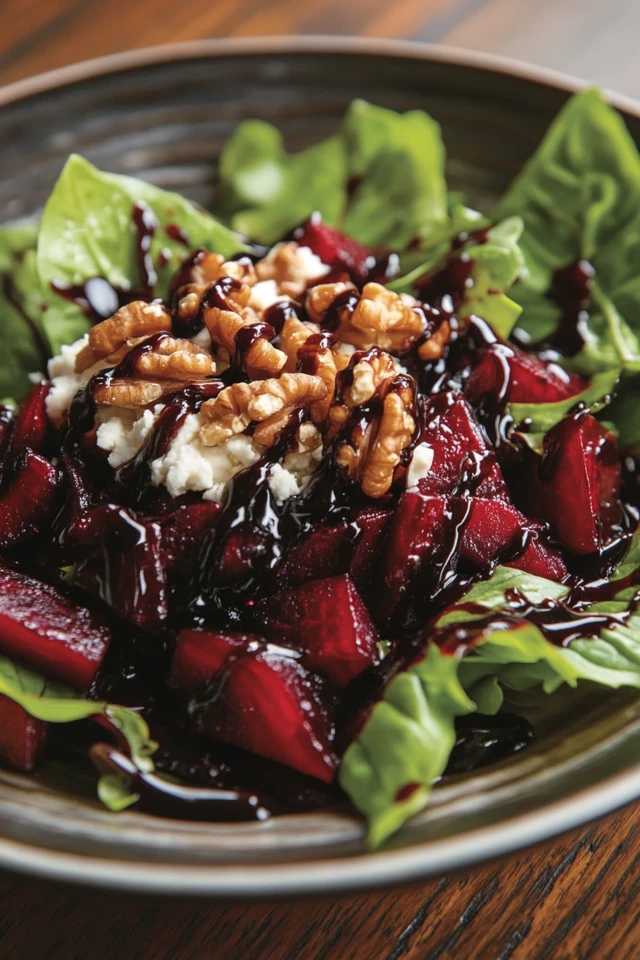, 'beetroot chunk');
0,450,57,548
290,216,375,284
461,498,567,581
516,413,621,554
0,564,111,691
417,392,510,500
170,629,261,696
274,520,353,589
0,694,47,772
254,575,380,687
5,383,52,461
464,342,586,406
171,630,337,782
